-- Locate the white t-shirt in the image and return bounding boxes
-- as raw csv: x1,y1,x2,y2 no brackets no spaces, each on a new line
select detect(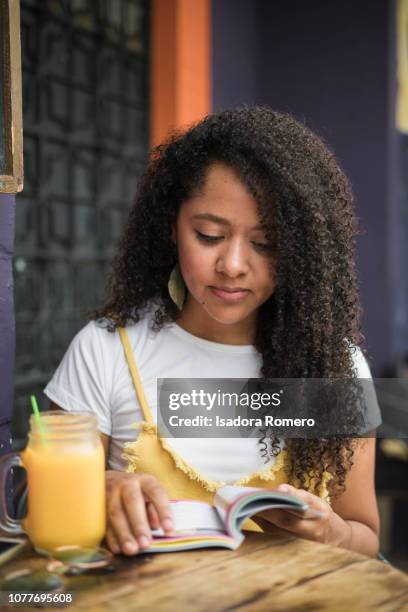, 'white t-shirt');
44,302,377,483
